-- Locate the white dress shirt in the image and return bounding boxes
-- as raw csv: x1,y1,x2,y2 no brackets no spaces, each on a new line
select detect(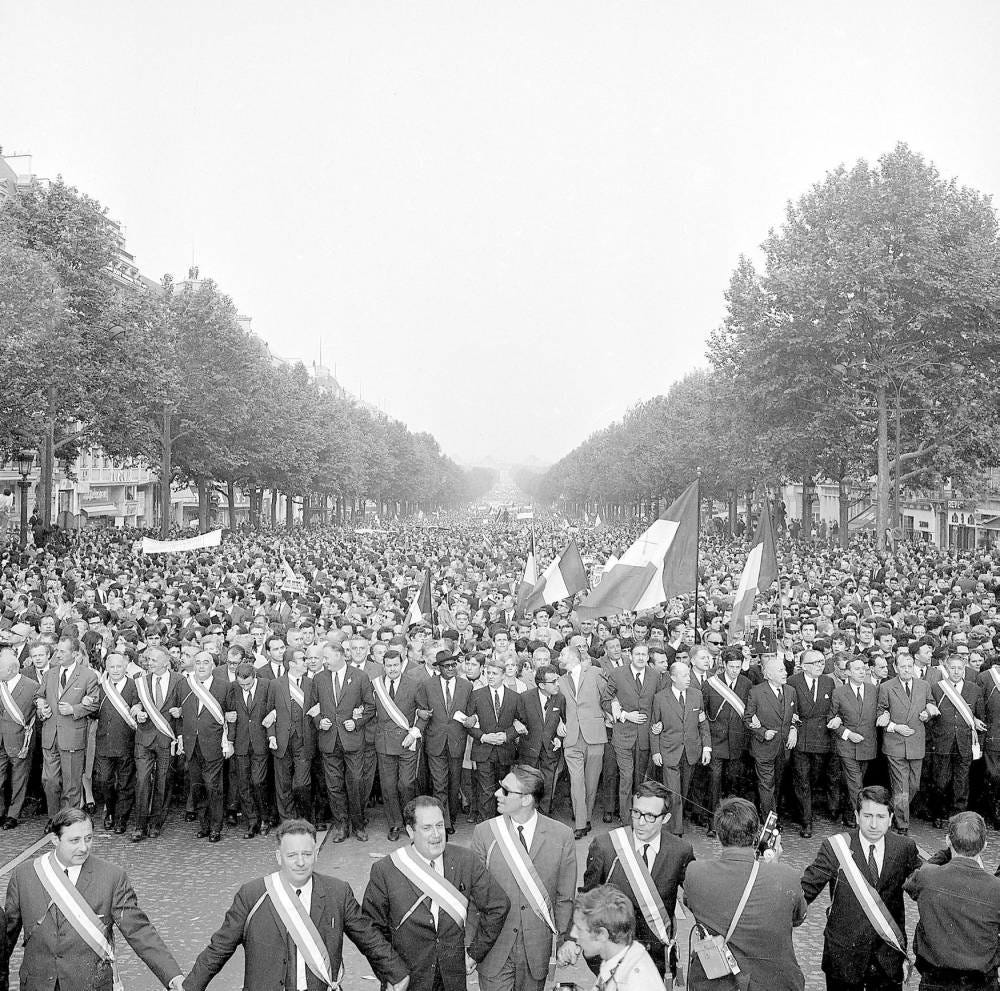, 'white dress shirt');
293,879,313,989
634,831,660,871
514,810,538,850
